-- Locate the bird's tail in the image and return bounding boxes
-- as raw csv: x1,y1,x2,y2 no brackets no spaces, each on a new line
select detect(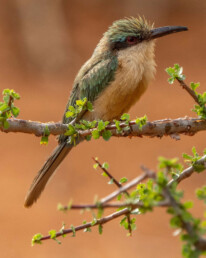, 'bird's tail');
24,142,73,207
